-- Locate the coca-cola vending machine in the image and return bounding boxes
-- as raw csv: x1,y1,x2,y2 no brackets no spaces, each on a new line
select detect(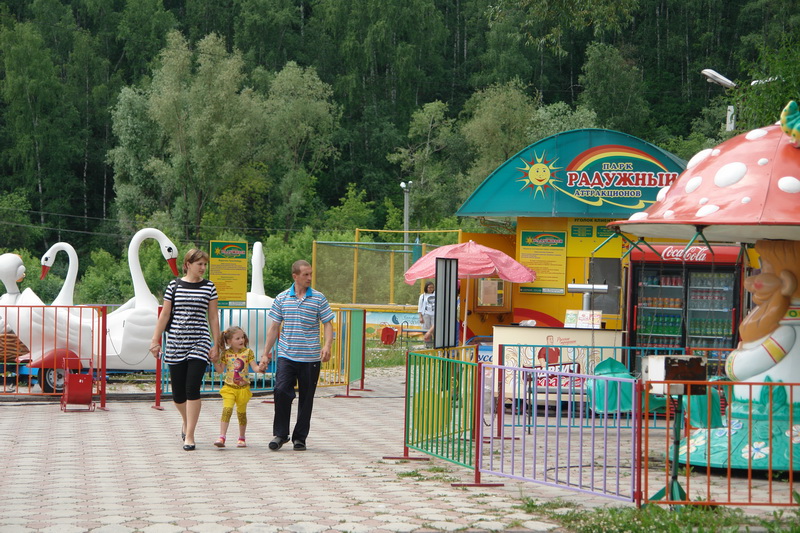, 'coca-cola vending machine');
627,244,747,372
